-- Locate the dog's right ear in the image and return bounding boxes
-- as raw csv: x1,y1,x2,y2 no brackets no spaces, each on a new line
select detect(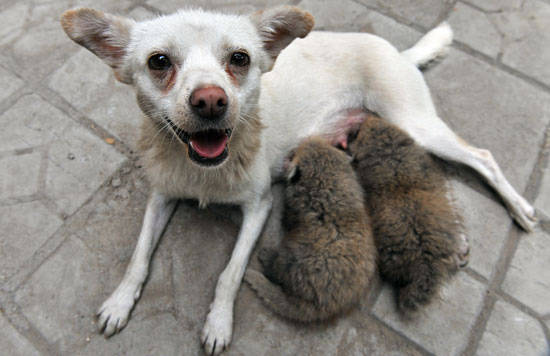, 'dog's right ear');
251,6,314,69
60,8,134,84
